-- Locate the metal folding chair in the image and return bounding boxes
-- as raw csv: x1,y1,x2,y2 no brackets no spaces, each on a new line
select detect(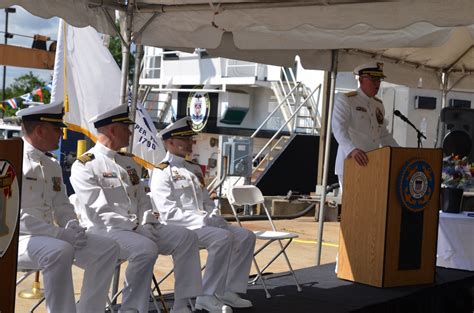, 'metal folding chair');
16,268,45,313
106,260,167,313
228,185,302,298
